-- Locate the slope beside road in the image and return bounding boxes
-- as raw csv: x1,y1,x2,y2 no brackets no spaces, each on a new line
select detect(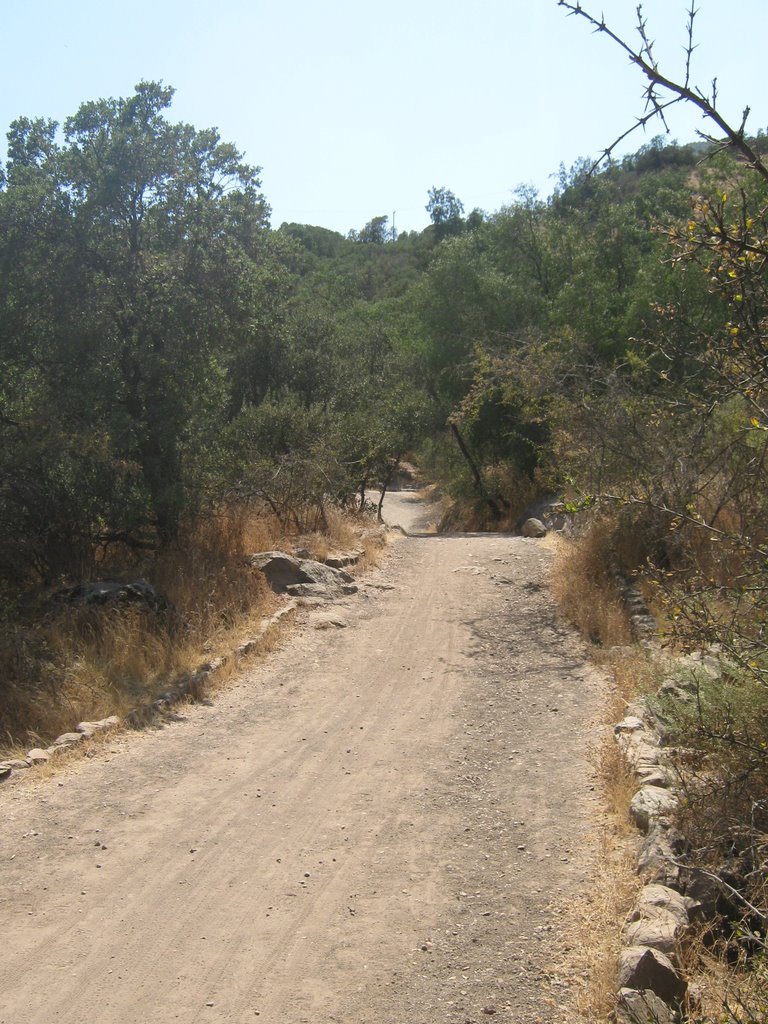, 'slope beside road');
0,493,606,1024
